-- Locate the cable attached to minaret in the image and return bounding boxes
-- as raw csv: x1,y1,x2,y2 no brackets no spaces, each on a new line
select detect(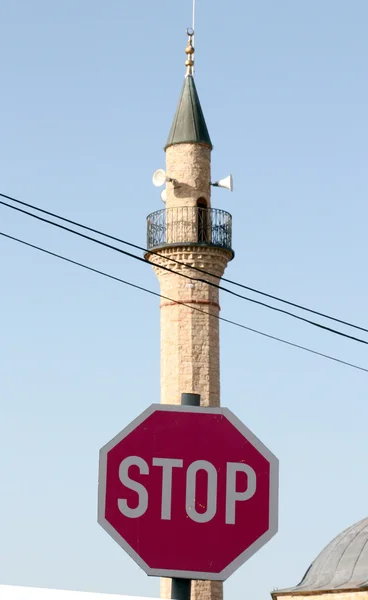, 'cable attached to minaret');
1,192,368,345
1,191,365,335
1,229,367,375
